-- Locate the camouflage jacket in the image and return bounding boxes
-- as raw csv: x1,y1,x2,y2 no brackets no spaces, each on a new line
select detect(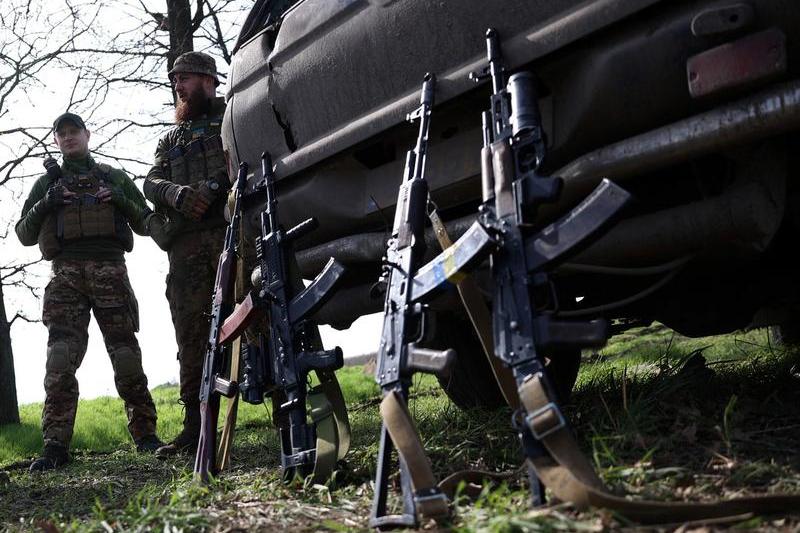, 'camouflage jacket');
15,155,150,261
144,96,228,236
